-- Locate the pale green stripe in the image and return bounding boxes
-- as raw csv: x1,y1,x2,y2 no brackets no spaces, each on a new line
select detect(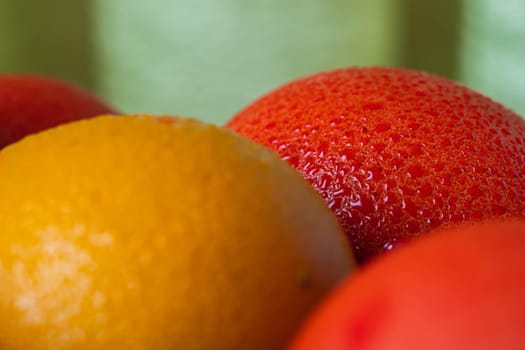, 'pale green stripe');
93,0,401,124
460,0,525,116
